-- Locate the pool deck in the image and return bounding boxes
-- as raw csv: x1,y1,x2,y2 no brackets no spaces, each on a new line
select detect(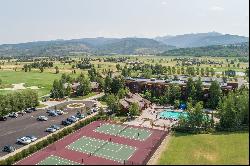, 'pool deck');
124,104,179,131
